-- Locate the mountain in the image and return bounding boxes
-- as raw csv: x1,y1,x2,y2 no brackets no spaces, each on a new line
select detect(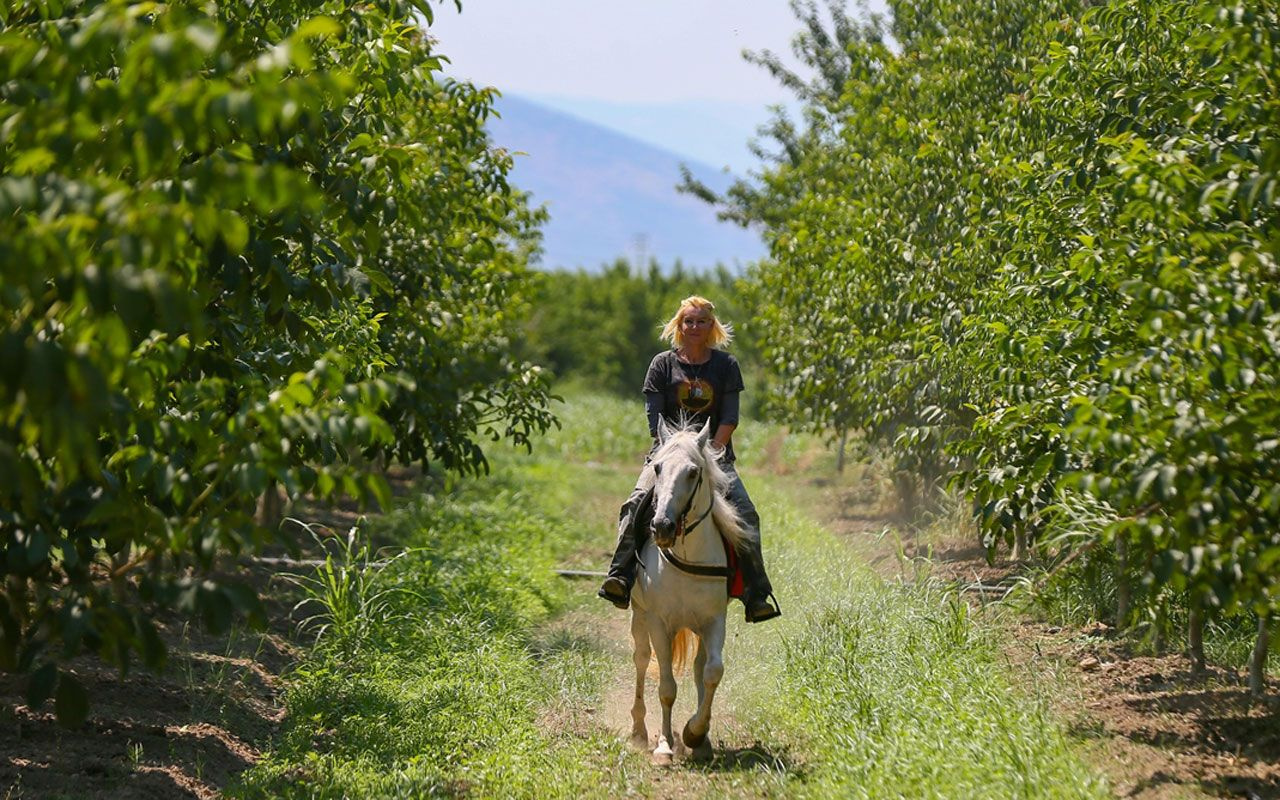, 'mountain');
487,95,766,271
